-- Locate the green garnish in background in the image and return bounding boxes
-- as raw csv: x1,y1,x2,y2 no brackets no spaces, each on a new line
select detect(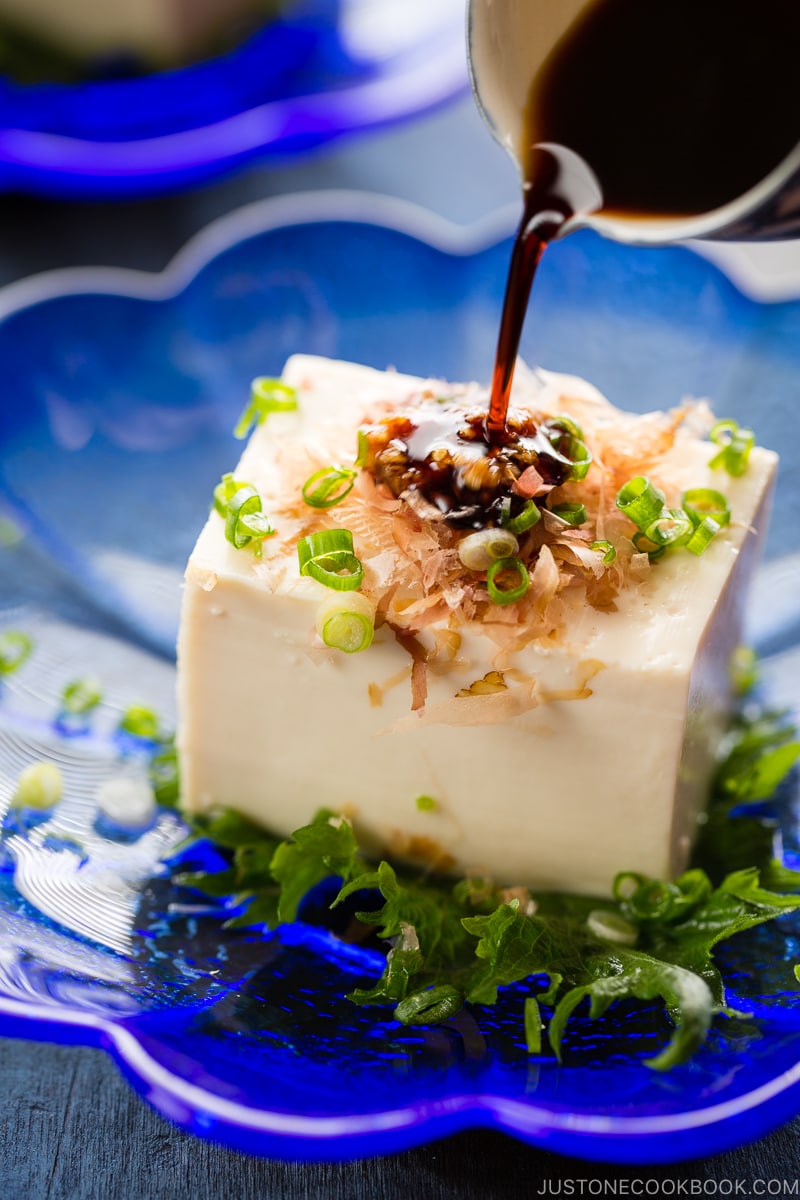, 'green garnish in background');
167,702,800,1070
